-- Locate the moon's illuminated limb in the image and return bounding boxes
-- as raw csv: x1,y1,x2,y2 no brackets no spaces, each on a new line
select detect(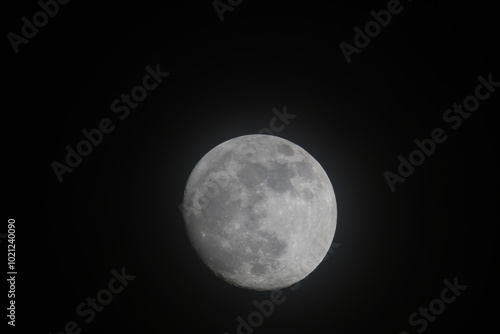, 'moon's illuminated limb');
182,135,337,291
